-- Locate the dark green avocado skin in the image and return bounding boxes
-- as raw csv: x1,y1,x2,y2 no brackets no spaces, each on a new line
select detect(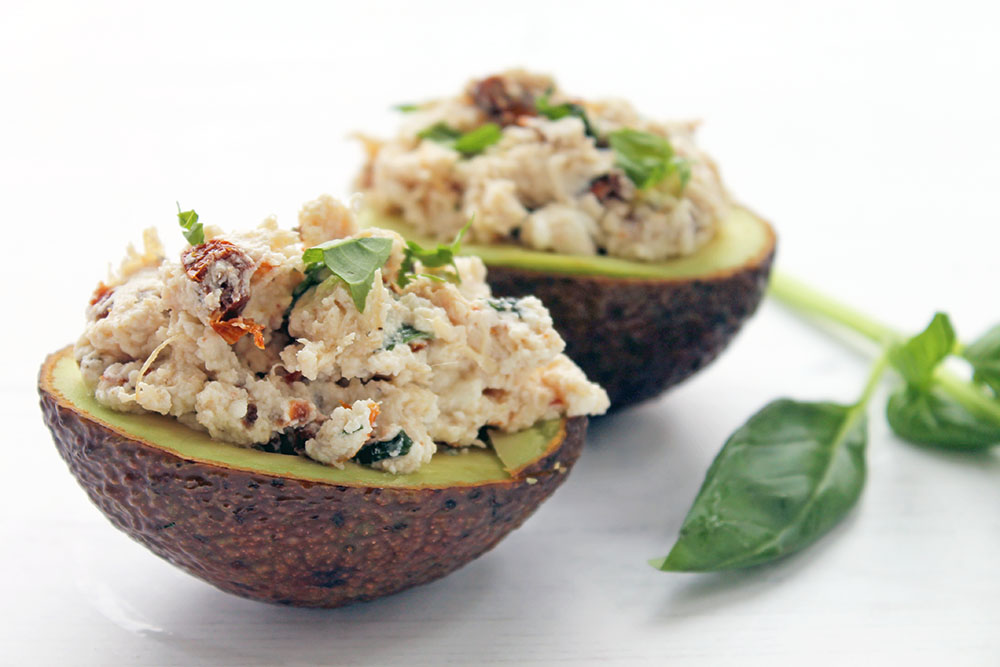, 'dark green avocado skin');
39,380,587,608
485,247,775,409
